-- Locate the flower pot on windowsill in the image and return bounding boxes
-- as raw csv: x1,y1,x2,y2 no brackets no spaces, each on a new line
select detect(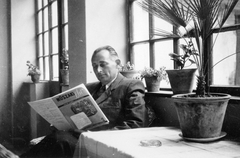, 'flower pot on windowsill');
30,74,41,83
60,69,69,86
120,70,140,79
144,76,161,92
166,68,196,94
